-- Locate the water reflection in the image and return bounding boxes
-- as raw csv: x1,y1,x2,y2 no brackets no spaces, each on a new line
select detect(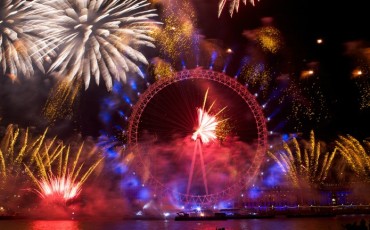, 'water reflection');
31,220,80,230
